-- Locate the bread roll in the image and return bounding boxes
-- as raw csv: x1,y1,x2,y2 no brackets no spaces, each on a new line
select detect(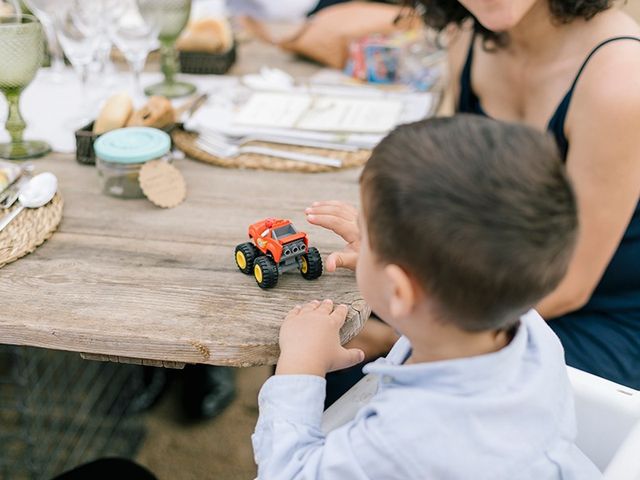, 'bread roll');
126,96,175,130
176,18,233,53
93,93,133,134
0,3,15,15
